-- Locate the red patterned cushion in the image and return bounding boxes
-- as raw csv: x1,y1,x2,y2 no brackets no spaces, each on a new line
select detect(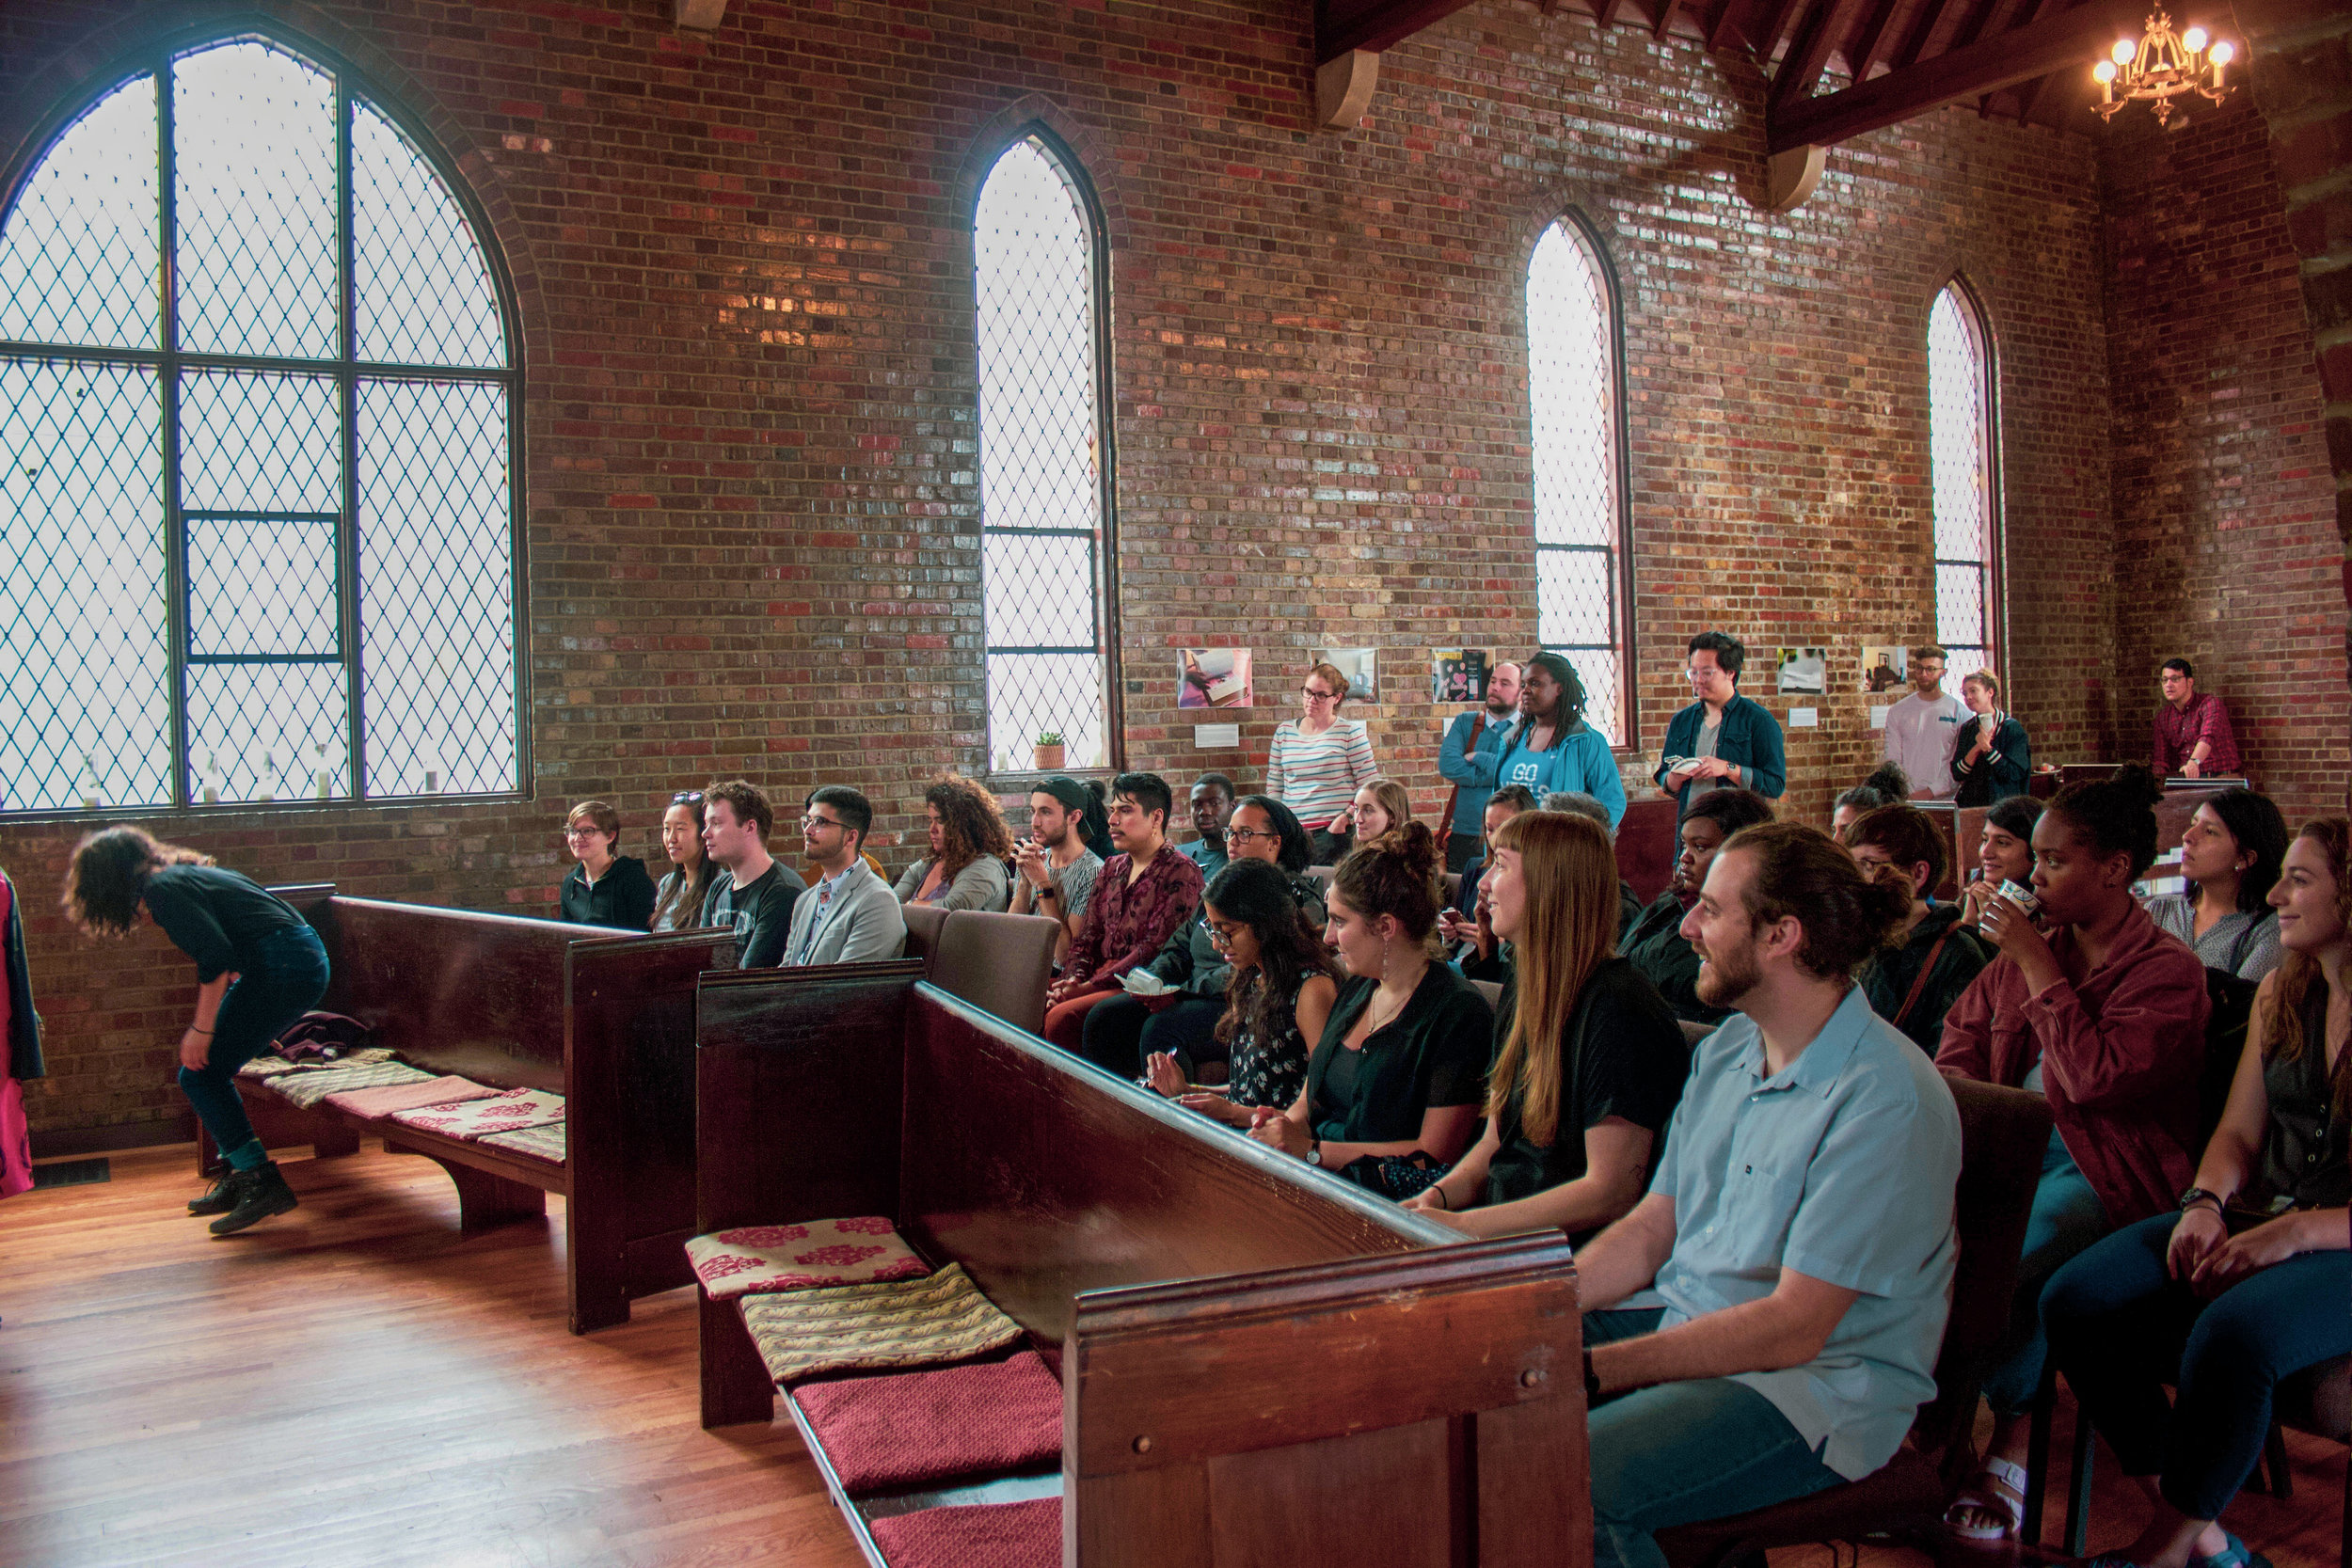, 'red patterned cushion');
684,1216,928,1300
865,1497,1059,1568
795,1351,1061,1493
